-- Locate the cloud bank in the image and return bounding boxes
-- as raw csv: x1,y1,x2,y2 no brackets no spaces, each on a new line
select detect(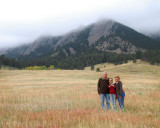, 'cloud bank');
0,0,160,48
